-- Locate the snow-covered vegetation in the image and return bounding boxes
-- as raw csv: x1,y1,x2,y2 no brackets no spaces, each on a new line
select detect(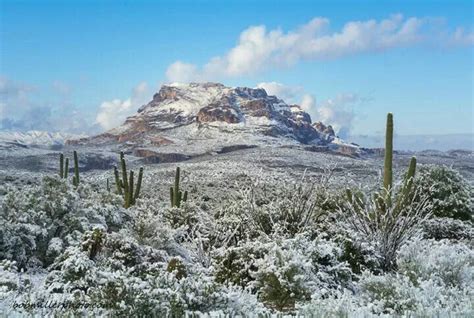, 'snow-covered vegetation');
0,157,472,316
